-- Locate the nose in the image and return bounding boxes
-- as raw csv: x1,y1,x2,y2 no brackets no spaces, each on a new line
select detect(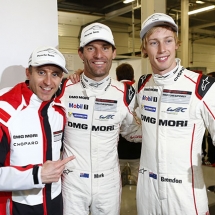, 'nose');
158,42,166,53
44,74,51,85
94,48,103,58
